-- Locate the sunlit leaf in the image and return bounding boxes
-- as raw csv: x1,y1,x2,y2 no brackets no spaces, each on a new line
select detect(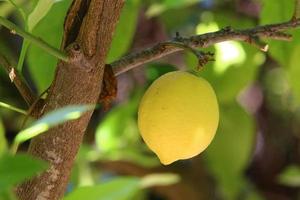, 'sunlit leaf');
278,165,300,187
140,173,180,188
0,153,48,192
14,105,94,144
214,41,246,74
63,177,140,200
187,16,263,104
107,0,140,63
146,0,199,17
